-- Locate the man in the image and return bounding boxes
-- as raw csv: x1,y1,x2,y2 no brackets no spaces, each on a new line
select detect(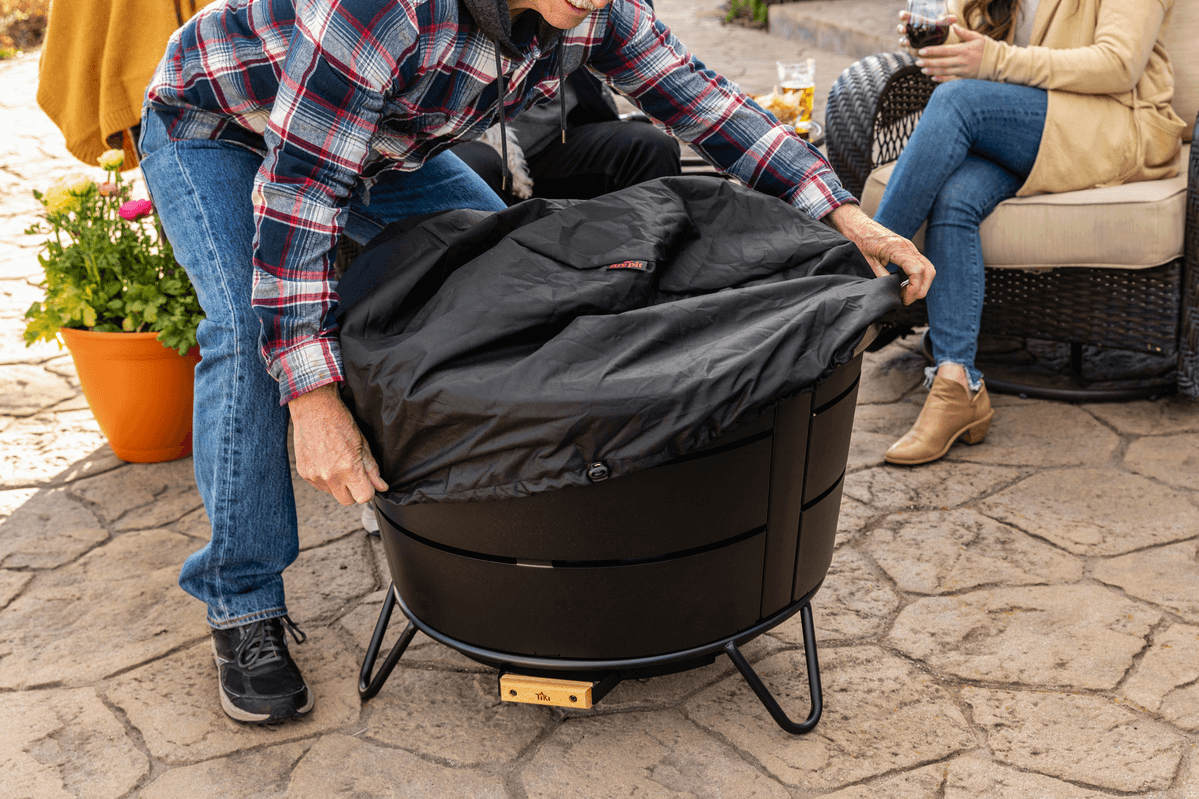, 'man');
140,0,934,724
